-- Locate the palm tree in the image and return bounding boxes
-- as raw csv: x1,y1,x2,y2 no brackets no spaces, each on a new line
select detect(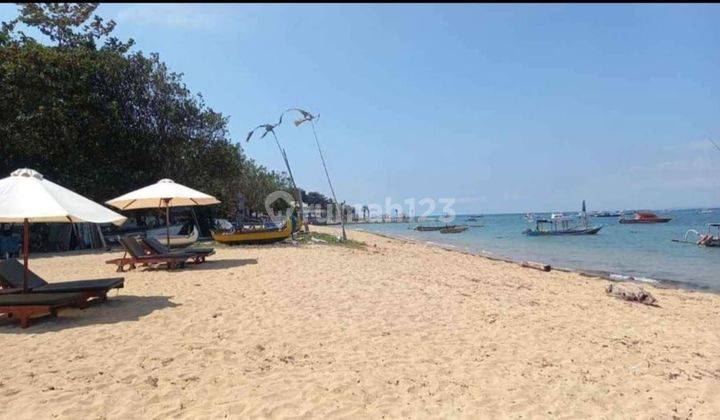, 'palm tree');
284,108,347,241
362,205,369,221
